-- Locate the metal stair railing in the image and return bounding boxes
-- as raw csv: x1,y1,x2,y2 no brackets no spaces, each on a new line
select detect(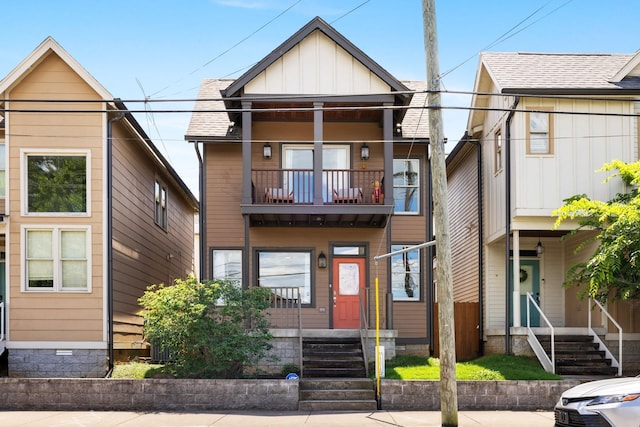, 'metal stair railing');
359,288,369,377
588,298,622,376
526,292,555,373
